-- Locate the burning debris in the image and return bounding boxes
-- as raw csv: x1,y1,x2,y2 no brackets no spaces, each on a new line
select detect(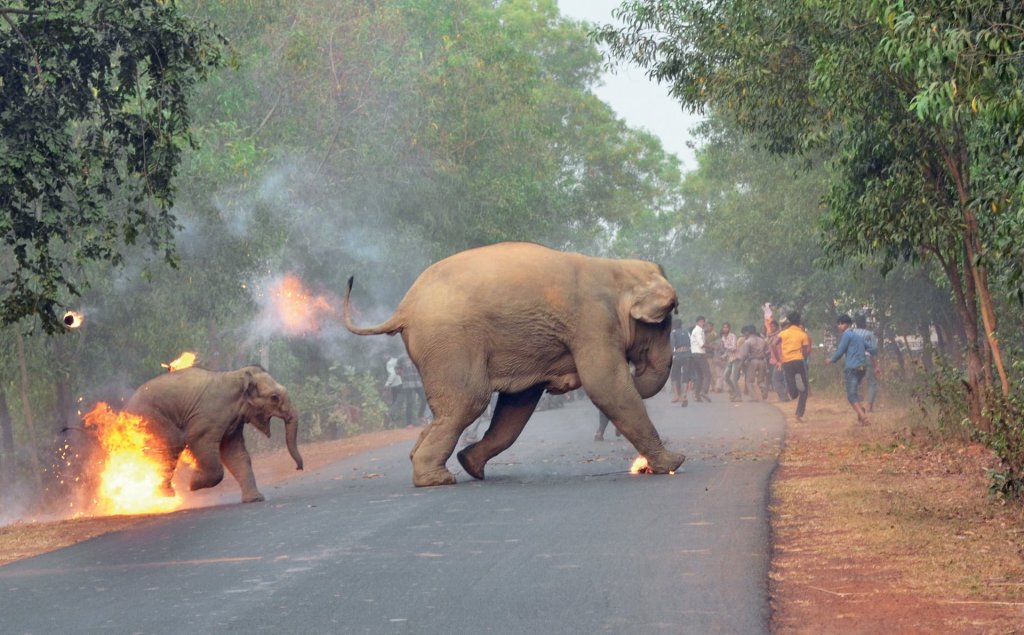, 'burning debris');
257,273,338,336
162,351,198,372
629,455,676,475
62,310,84,329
